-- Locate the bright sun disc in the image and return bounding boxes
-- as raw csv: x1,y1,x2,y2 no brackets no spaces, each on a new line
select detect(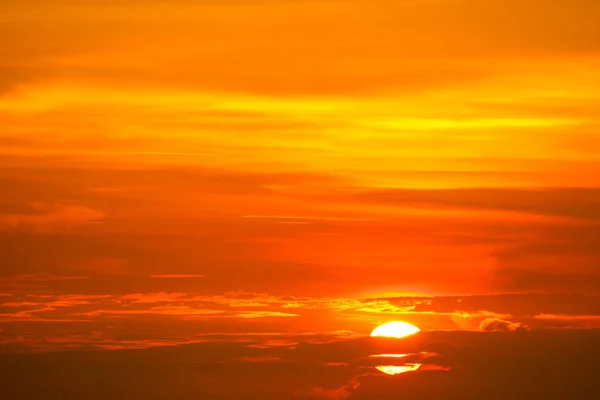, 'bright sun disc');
376,364,422,375
370,321,420,339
